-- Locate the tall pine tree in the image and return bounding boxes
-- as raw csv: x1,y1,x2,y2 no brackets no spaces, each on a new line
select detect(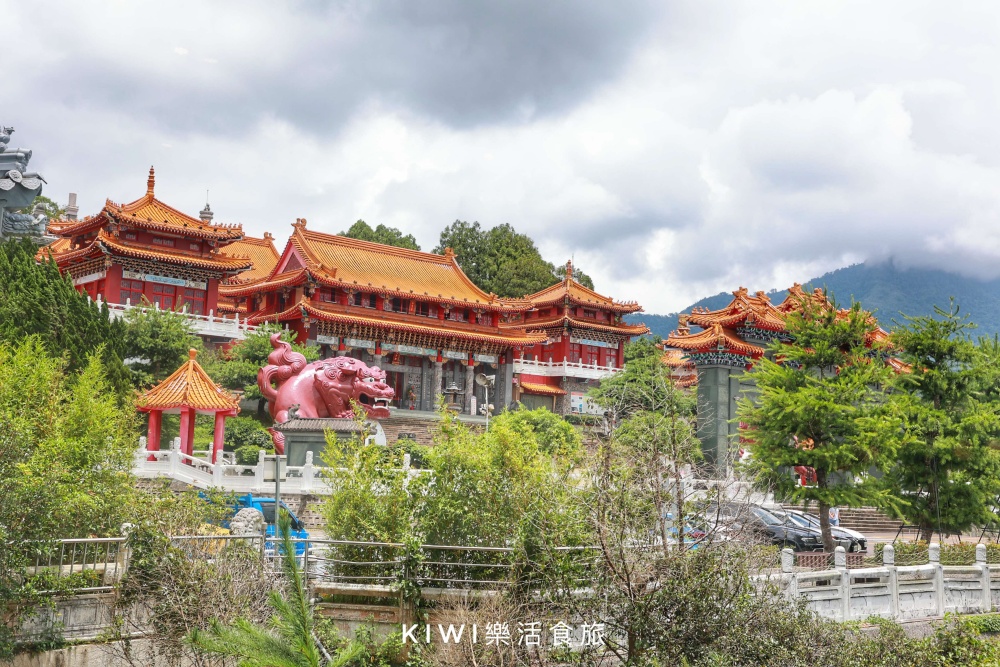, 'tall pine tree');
884,302,1000,541
0,239,130,394
738,299,905,552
